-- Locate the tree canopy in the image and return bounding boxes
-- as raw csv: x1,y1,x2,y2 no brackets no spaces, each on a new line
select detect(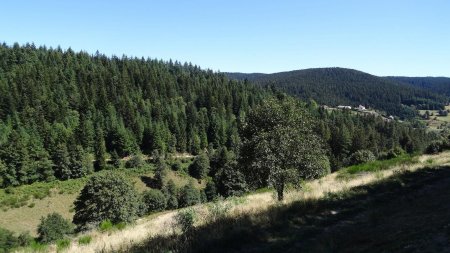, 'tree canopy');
240,97,330,200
